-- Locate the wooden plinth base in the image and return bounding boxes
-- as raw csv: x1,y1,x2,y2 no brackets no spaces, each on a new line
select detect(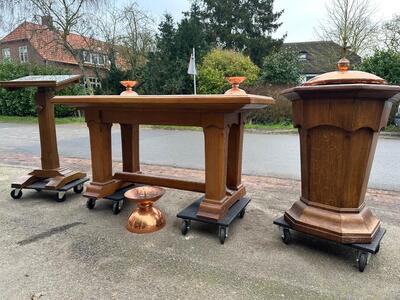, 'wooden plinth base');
197,185,246,220
13,168,86,190
284,199,380,244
